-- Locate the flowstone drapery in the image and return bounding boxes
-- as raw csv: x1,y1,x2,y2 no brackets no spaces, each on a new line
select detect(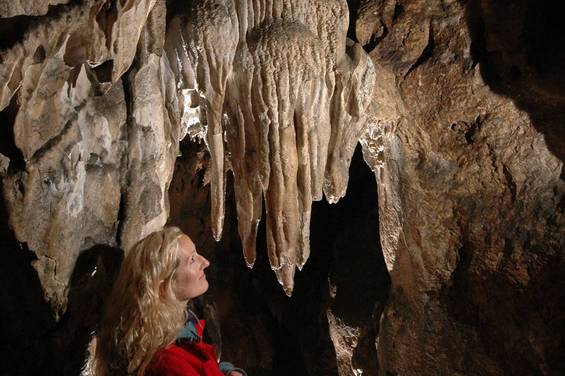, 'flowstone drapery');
165,0,375,295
